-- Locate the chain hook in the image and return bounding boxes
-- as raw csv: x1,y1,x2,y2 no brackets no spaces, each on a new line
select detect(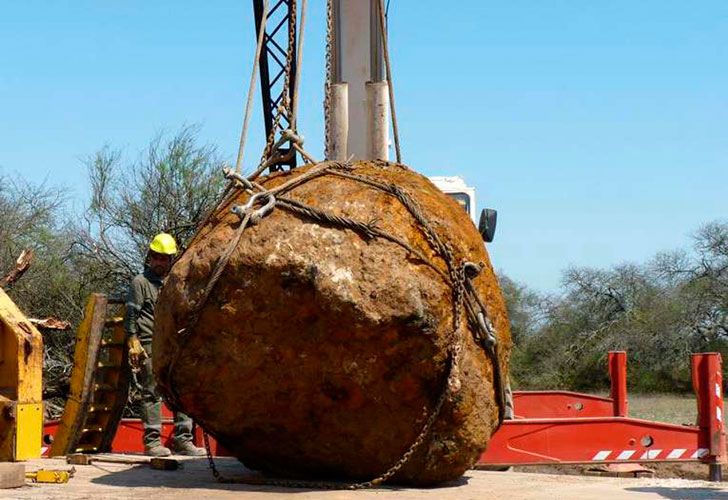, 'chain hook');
476,311,497,350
